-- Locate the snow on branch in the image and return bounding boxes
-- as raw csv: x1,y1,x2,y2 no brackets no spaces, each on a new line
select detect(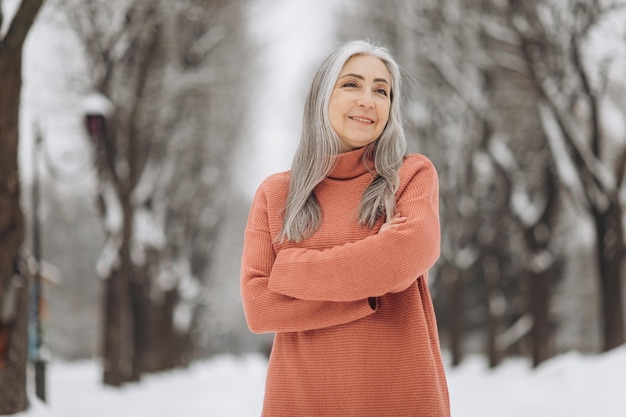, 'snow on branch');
100,181,123,234
173,270,203,333
538,102,592,211
497,313,533,352
82,92,114,117
488,135,548,227
131,207,166,266
541,76,616,196
96,235,121,279
479,15,519,46
511,184,548,228
488,134,518,173
164,70,217,98
156,256,203,333
131,161,159,206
